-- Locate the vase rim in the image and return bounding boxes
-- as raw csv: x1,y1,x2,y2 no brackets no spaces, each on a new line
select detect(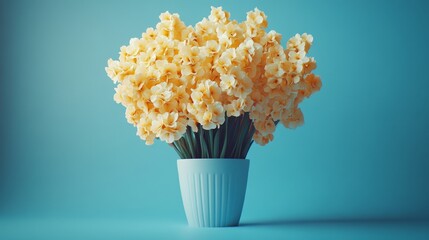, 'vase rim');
178,158,249,161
